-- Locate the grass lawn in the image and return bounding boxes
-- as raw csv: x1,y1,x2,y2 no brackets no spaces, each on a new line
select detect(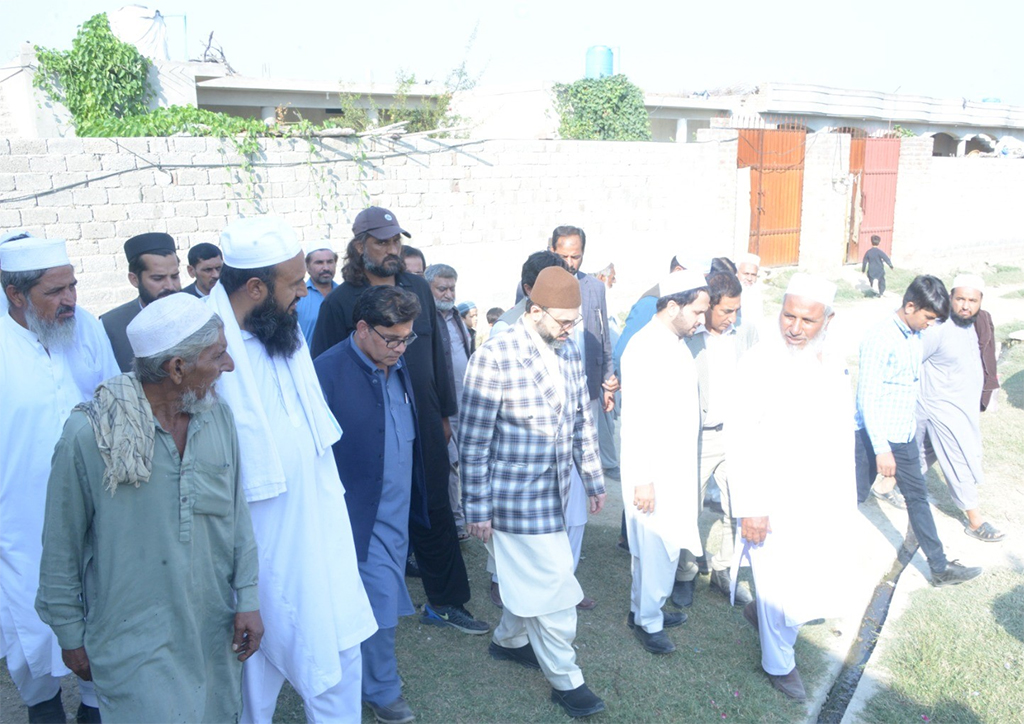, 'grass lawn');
860,327,1024,723
860,568,1024,723
274,518,832,723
